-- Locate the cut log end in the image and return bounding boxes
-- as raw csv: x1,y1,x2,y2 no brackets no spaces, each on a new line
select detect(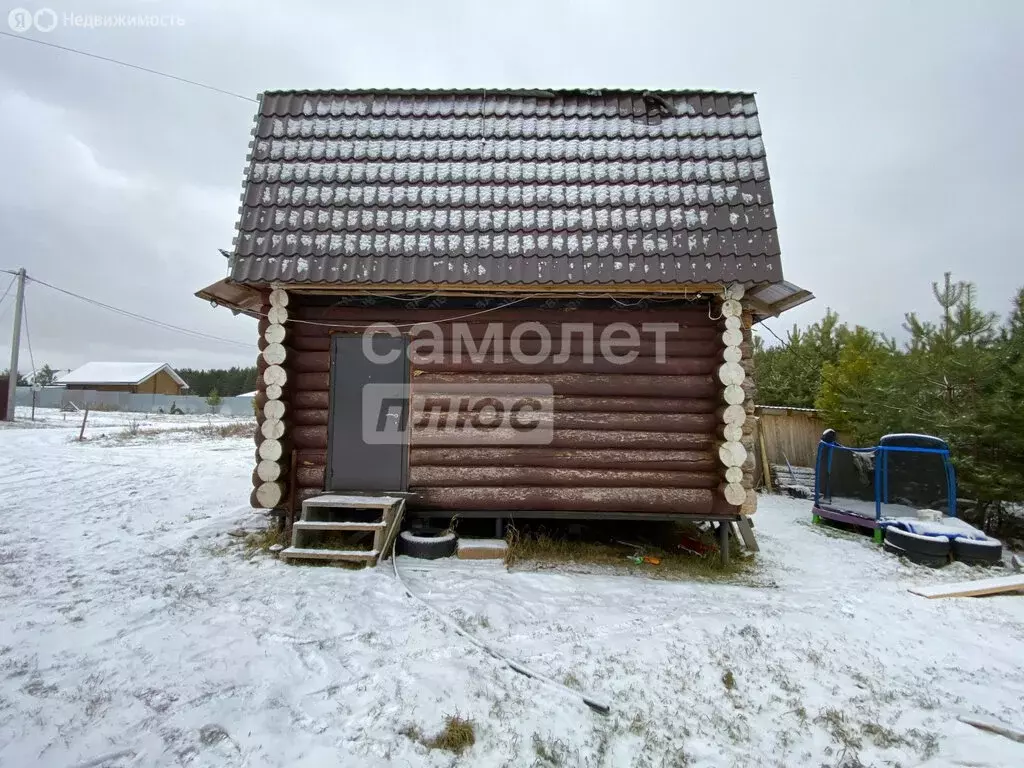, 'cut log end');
721,482,746,506
718,441,748,468
260,418,286,440
257,459,287,483
718,361,745,387
721,299,743,319
264,399,286,421
262,343,288,366
258,438,288,462
722,345,742,364
267,306,288,325
723,384,744,406
256,481,285,510
265,323,287,345
724,466,743,484
269,288,289,309
722,328,743,348
263,365,287,388
718,404,746,426
266,383,284,401
719,423,743,442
